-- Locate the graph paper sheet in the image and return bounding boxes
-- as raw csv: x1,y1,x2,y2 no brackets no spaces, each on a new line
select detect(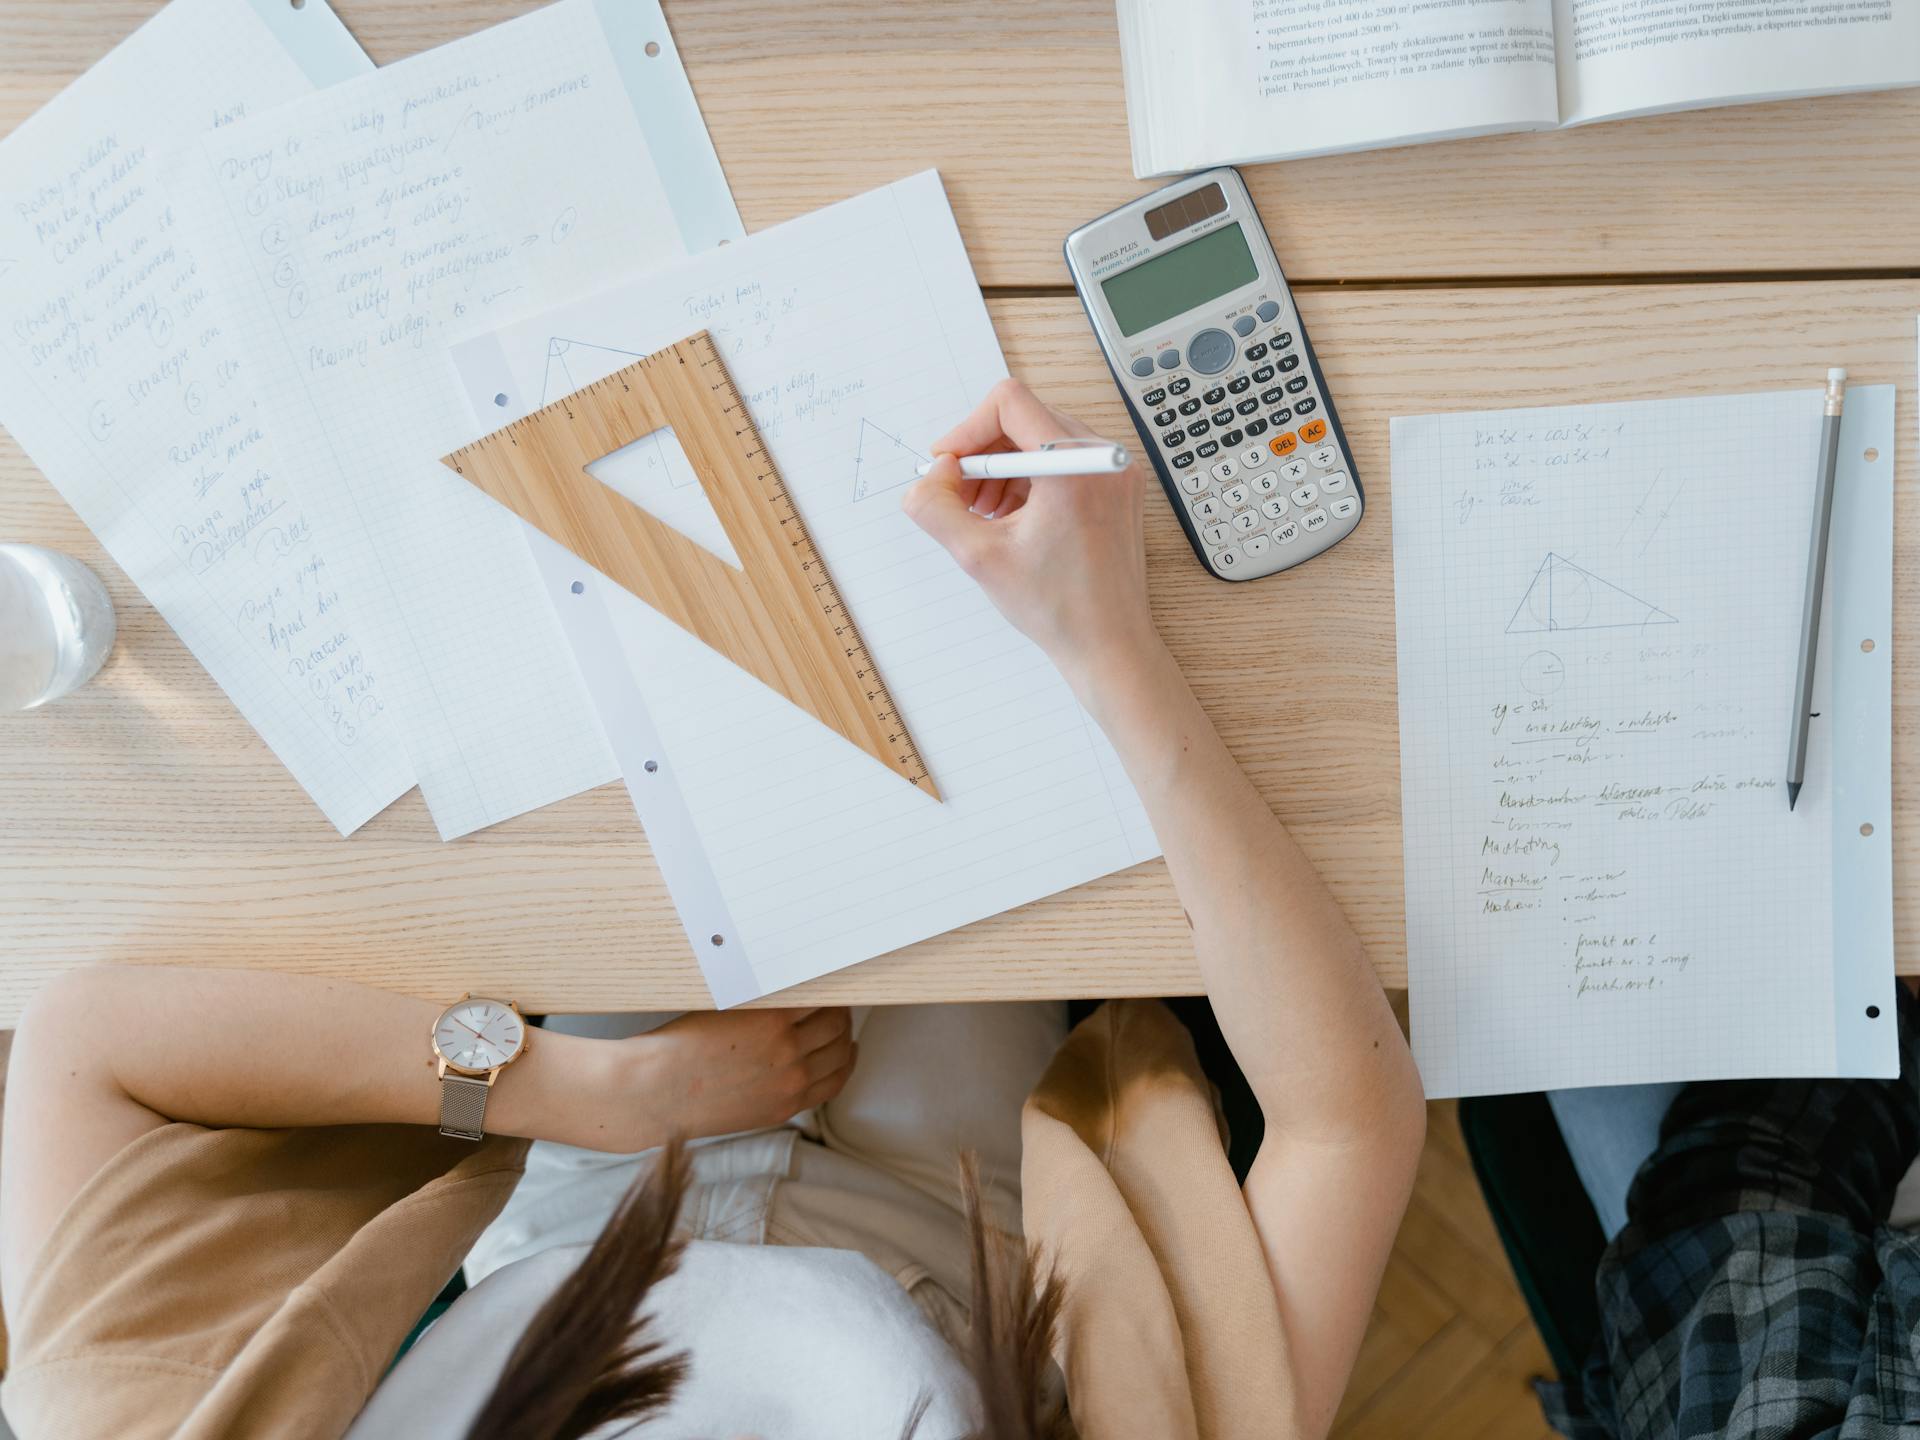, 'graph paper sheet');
0,0,410,834
450,172,1160,1004
173,0,741,838
1392,387,1897,1097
